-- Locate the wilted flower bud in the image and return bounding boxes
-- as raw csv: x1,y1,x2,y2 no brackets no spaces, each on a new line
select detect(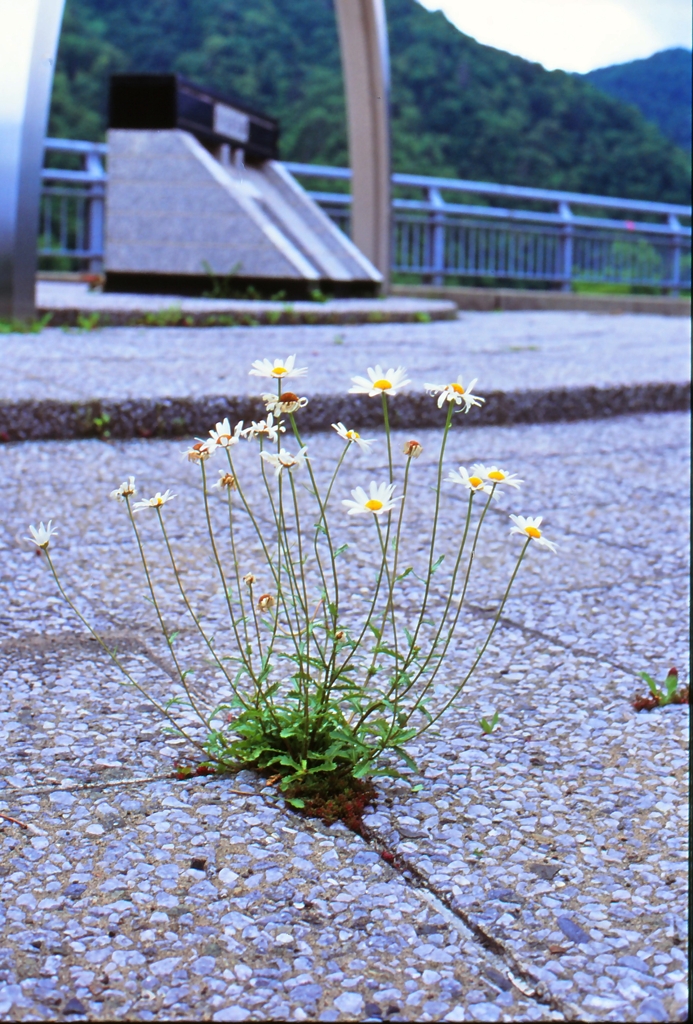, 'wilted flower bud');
258,593,275,612
110,476,136,500
214,472,237,491
184,441,212,463
243,573,256,587
335,630,345,640
263,392,308,415
403,439,423,459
